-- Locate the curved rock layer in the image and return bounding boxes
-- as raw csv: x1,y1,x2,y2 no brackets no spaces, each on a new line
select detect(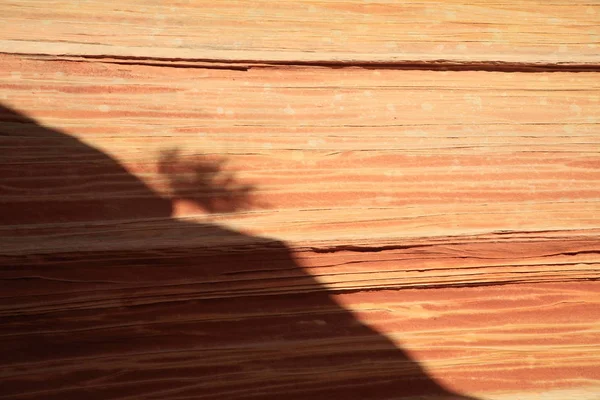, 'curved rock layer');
1,4,600,399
